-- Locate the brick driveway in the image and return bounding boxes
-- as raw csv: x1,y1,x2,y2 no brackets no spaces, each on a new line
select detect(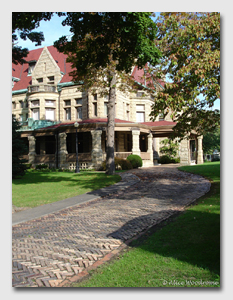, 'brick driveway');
12,165,210,287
